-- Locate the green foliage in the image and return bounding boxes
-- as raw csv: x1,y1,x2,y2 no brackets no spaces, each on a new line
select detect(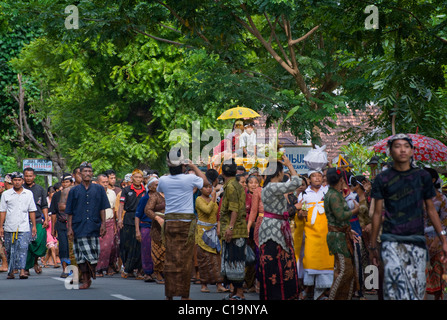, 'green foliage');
1,0,446,177
7,33,237,175
2,0,363,143
338,0,447,142
340,143,376,176
0,144,20,175
0,21,40,132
